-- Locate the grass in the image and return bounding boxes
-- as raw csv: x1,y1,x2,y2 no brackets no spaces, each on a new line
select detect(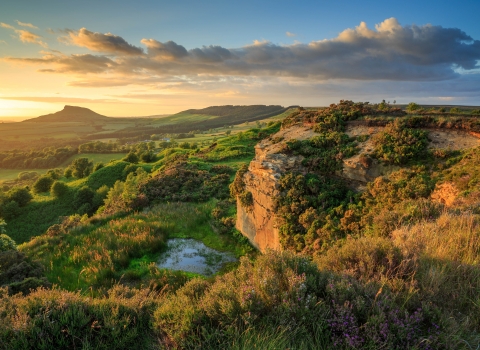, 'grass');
0,153,127,185
0,168,48,184
20,200,251,292
60,152,127,167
